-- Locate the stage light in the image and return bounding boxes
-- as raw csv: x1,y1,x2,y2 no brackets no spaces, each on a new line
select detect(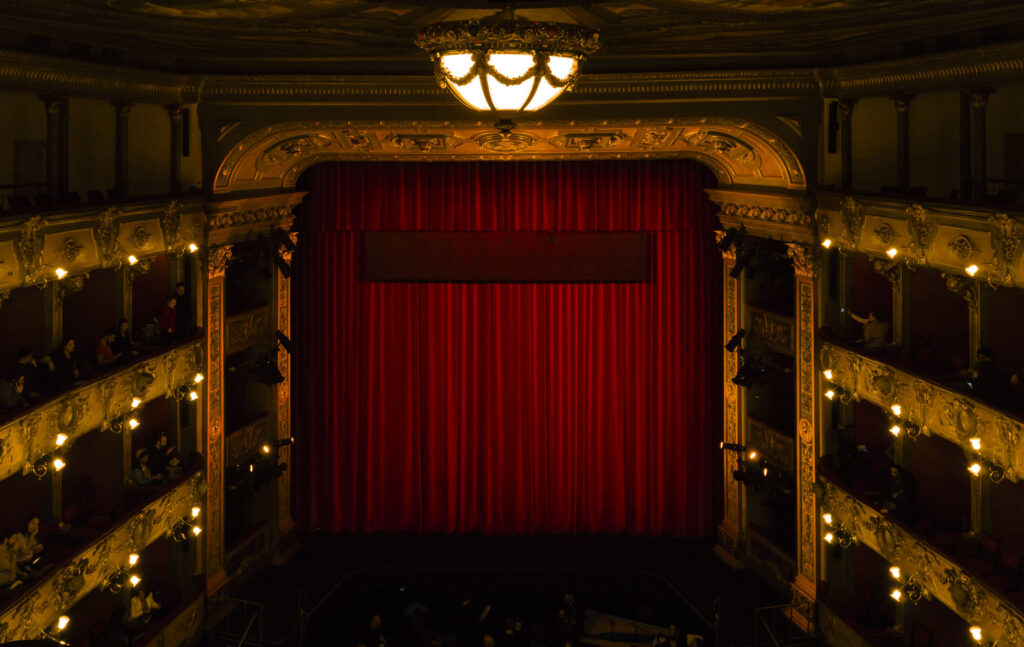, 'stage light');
762,467,768,477
966,264,979,276
724,329,746,352
275,330,293,354
128,553,139,566
886,248,898,258
188,243,199,253
128,418,140,430
131,397,141,408
716,227,741,253
128,255,139,265
729,247,756,279
52,457,66,471
194,373,204,384
890,566,901,580
970,437,981,451
55,433,67,447
969,462,983,476
720,442,745,452
274,255,292,278
823,369,833,380
890,404,902,416
821,239,832,249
